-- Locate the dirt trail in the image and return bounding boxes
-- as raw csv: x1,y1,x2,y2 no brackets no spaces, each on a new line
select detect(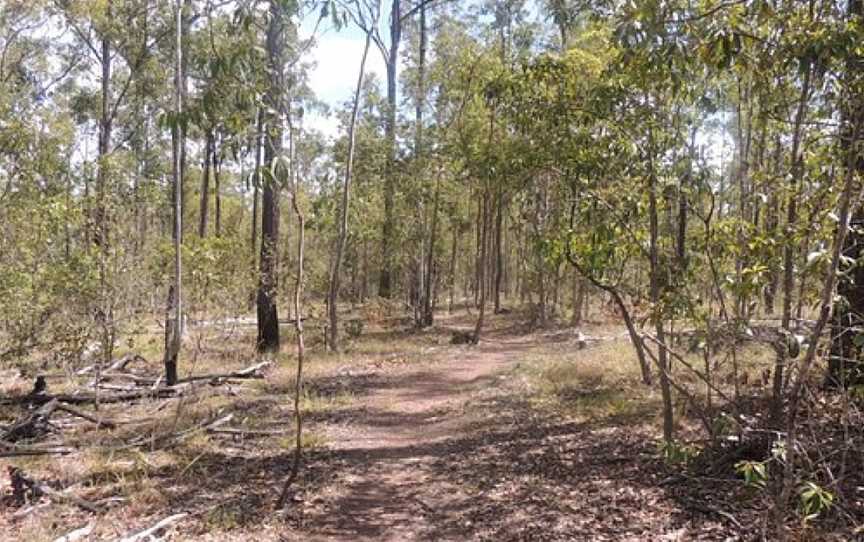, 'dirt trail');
298,335,535,541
